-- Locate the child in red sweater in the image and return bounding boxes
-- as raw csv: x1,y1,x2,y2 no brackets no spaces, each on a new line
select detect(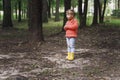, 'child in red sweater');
64,9,78,60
